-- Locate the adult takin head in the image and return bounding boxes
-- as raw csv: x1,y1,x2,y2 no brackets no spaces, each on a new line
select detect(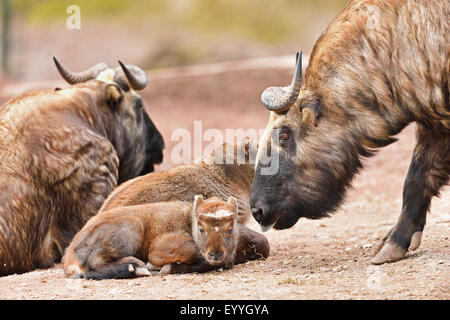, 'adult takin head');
53,57,165,181
0,58,164,276
250,0,449,265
